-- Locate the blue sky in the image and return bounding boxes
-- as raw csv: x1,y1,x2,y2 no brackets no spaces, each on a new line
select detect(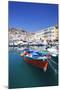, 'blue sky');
8,1,58,32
